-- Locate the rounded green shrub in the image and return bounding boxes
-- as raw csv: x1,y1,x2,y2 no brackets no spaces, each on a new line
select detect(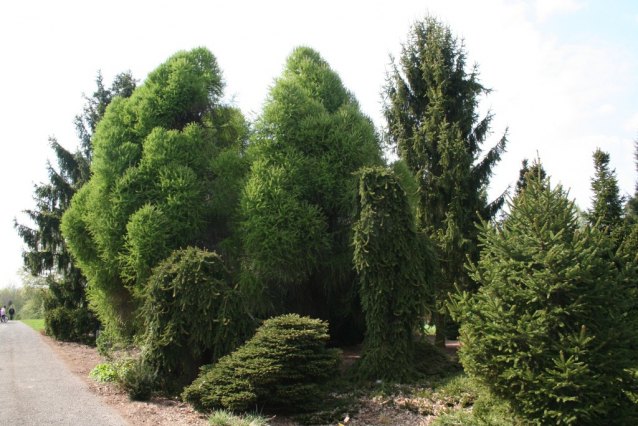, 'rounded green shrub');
45,306,100,342
140,247,253,387
449,171,638,425
182,314,341,413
